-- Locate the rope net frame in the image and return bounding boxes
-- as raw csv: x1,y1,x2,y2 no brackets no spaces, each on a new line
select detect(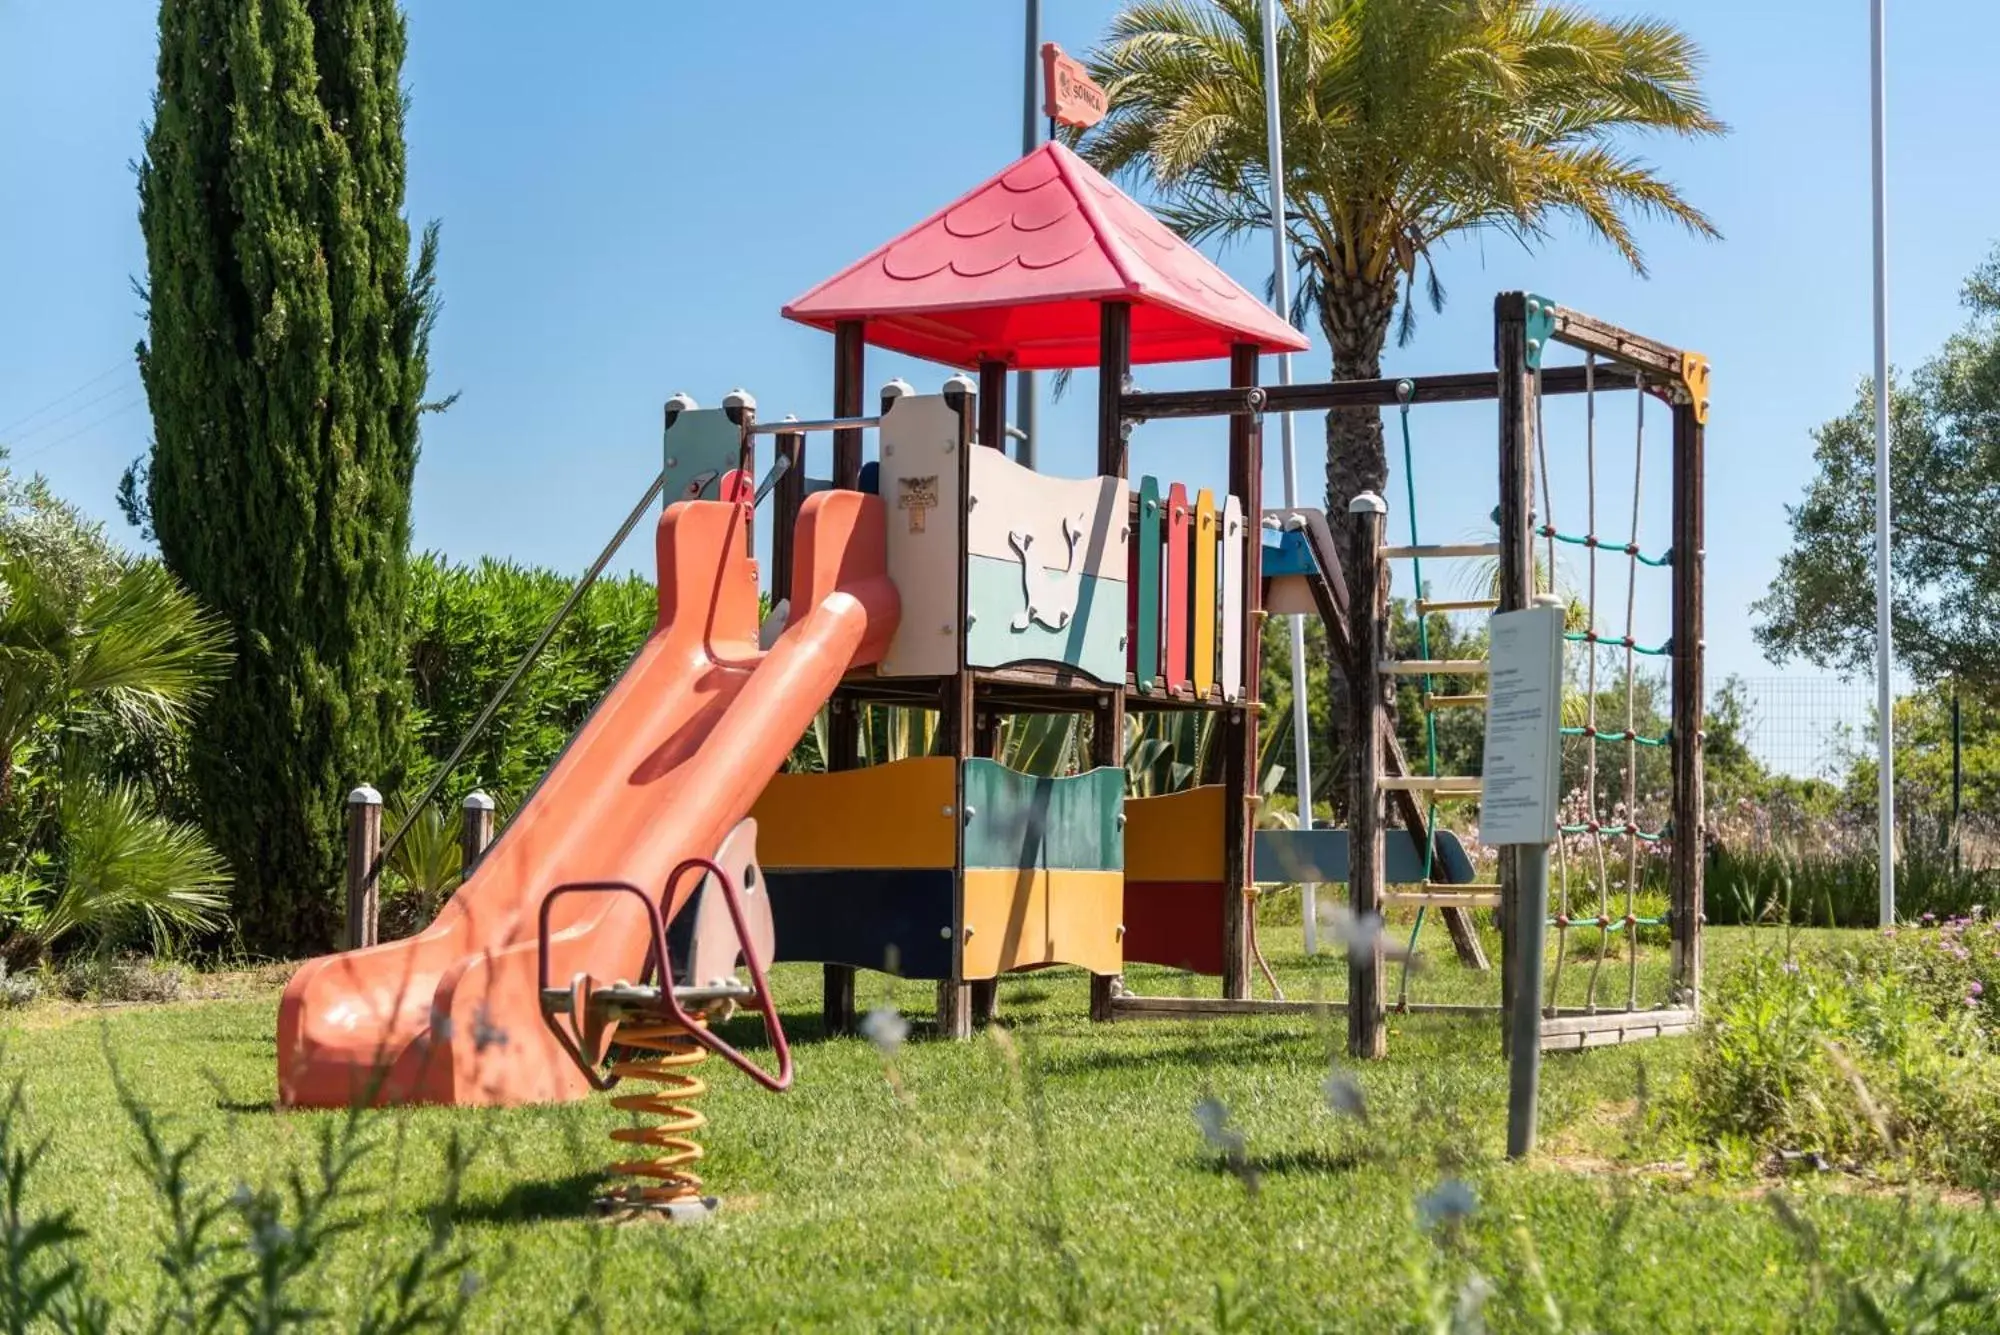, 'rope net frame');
1527,344,1691,1019
1381,306,1701,1026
